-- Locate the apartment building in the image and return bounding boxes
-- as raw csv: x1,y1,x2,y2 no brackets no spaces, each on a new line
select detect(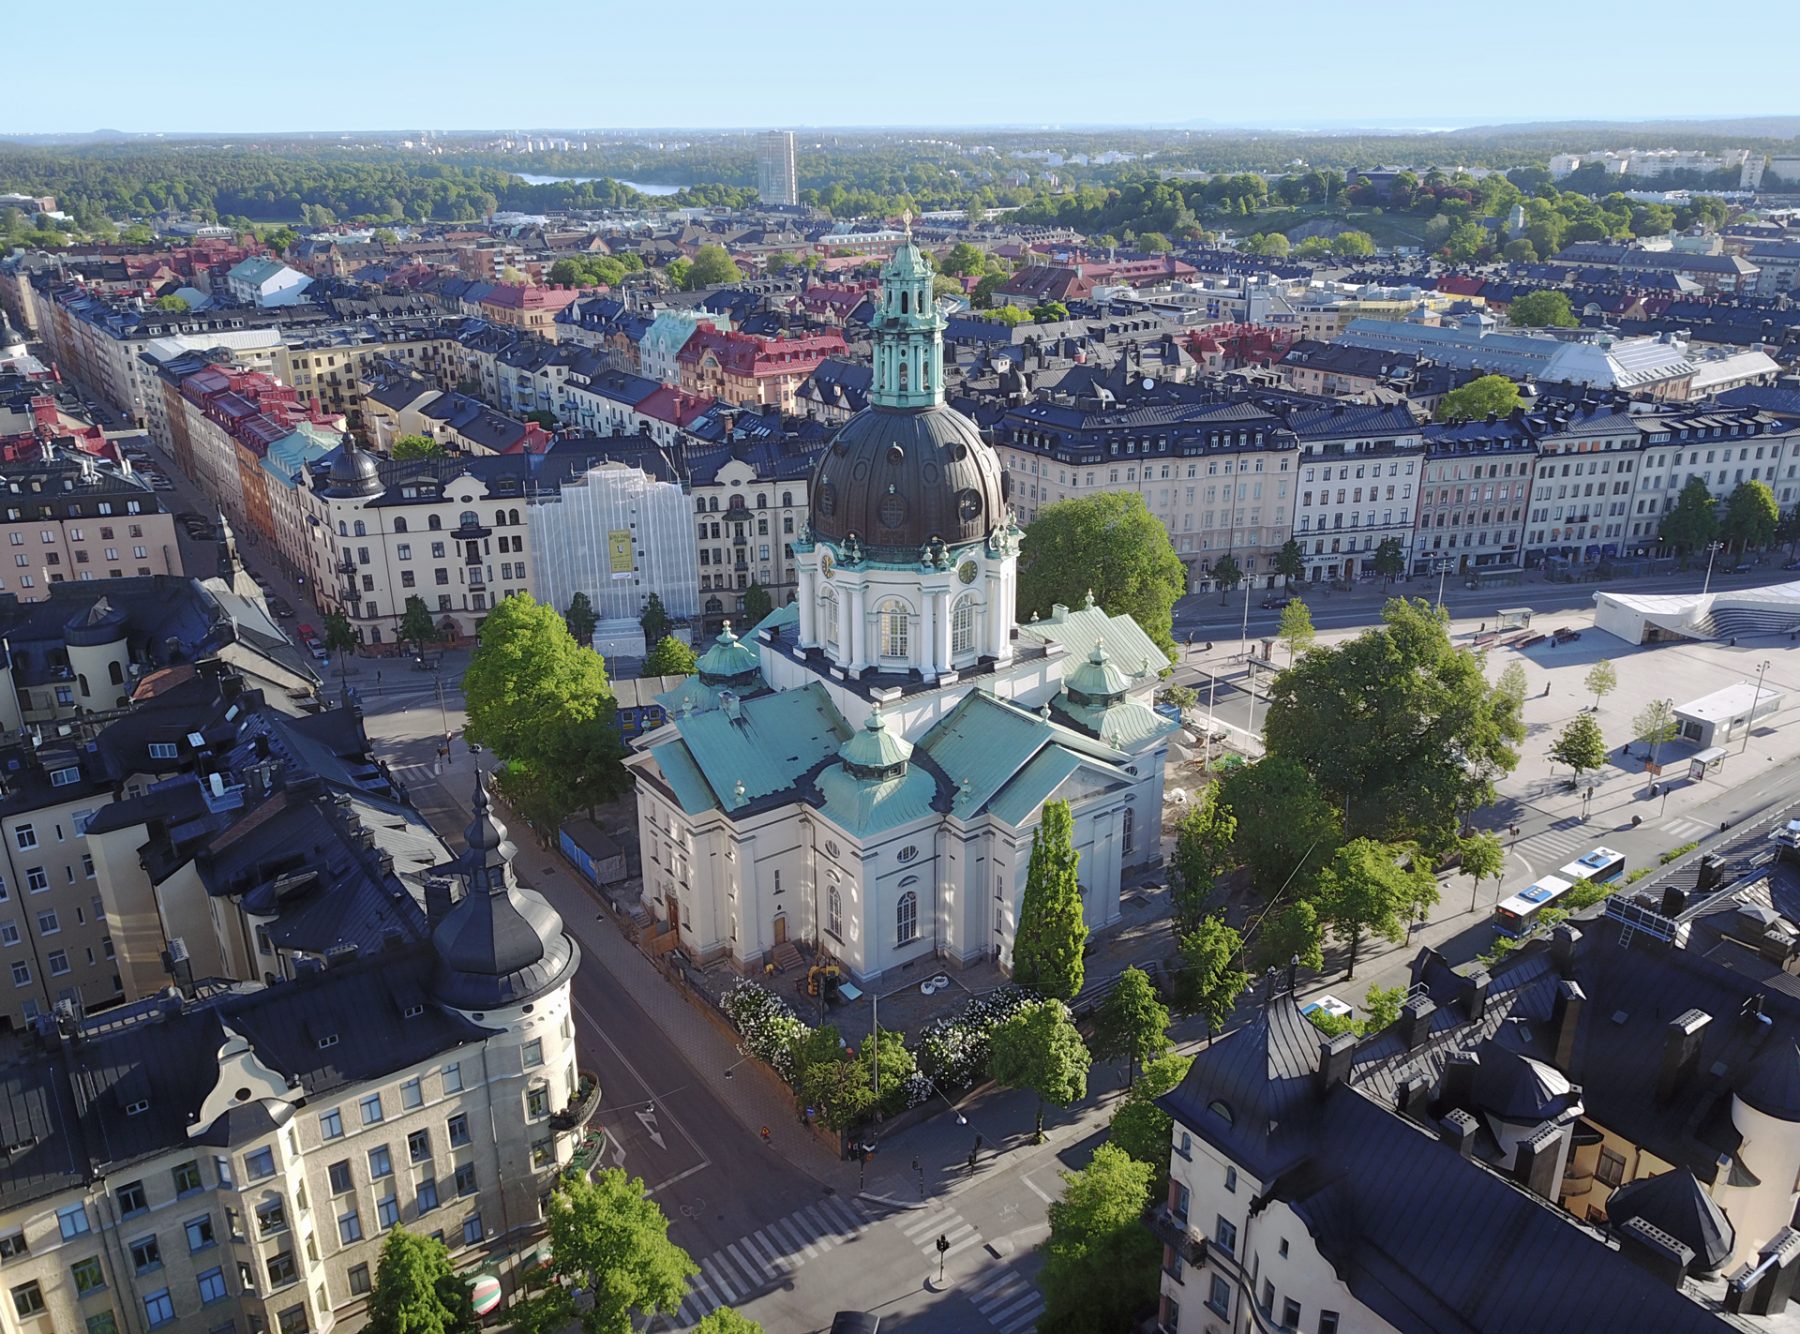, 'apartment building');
476,285,583,340
1625,405,1799,549
0,775,590,1334
675,328,847,414
996,395,1298,593
1282,401,1423,582
0,449,181,599
277,327,460,433
1416,418,1539,574
757,130,798,206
